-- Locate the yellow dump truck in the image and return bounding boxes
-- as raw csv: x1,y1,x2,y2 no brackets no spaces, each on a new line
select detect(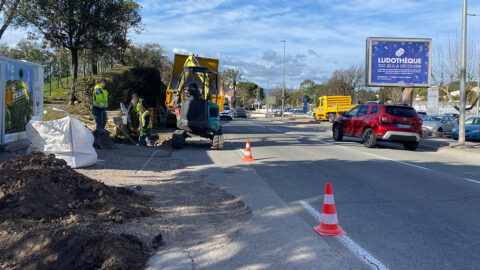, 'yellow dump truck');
313,96,355,123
